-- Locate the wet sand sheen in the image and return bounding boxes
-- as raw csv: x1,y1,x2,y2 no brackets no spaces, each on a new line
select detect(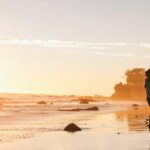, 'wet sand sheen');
1,102,150,150
1,131,150,150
